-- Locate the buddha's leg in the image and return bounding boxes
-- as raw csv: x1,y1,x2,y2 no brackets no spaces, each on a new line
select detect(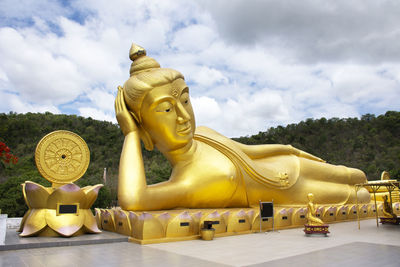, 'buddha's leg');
383,209,392,218
298,158,367,184
246,156,370,205
308,216,324,225
298,158,370,204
